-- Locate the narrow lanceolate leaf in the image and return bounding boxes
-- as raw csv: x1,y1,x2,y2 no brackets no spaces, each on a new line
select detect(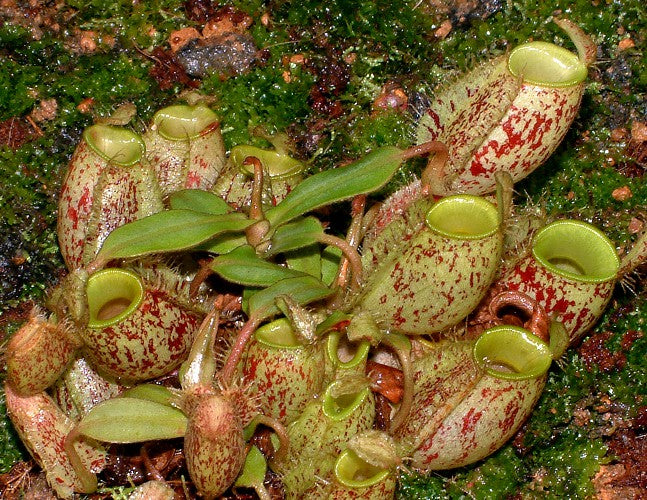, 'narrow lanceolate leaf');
210,245,307,287
249,276,334,321
285,245,322,279
197,232,247,254
265,217,324,256
169,189,233,215
121,384,179,408
265,146,403,228
76,398,188,443
96,209,252,260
